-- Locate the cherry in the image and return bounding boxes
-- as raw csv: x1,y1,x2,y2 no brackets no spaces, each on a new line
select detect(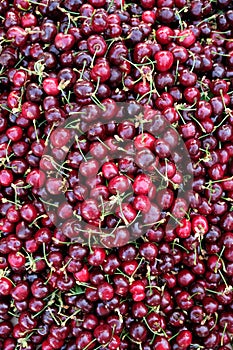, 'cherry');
176,218,191,238
176,330,192,348
6,126,23,142
11,282,29,301
43,77,60,96
133,195,151,213
115,203,137,223
133,174,152,195
130,322,147,342
55,33,75,51
21,12,37,27
134,132,156,151
19,311,37,331
8,252,26,269
141,245,157,264
76,328,95,347
0,1,233,348
20,204,37,222
31,279,49,299
87,247,106,266
7,26,28,47
74,265,90,282
177,29,196,47
156,26,174,45
177,269,195,287
108,175,131,194
97,282,114,302
155,51,174,72
87,35,107,57
86,323,107,344
153,336,171,350
176,291,193,310
154,138,171,157
102,161,119,179
0,277,13,296
0,169,13,186
21,102,40,120
192,215,209,235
